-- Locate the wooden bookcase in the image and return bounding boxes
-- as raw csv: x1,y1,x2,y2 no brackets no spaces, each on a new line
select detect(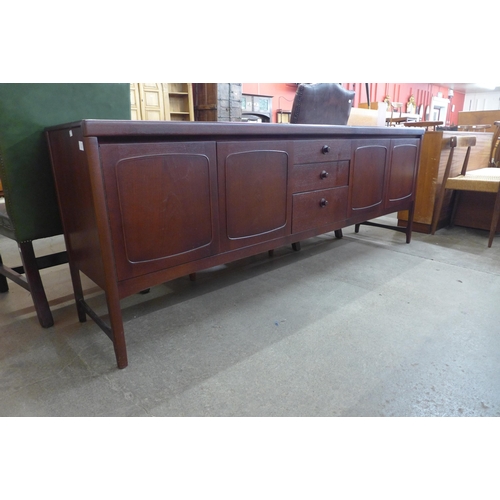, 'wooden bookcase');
130,83,194,121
